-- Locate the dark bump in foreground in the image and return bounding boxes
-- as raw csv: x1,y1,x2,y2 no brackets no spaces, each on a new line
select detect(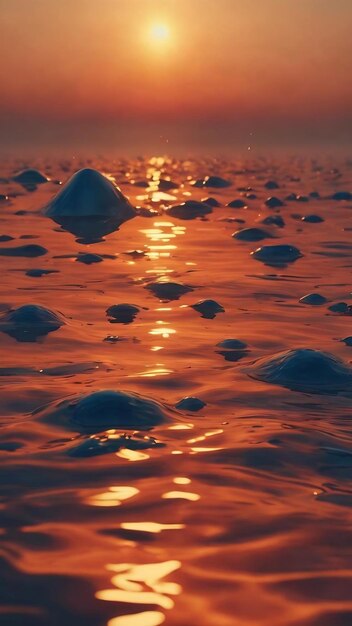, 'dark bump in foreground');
251,244,303,266
175,397,206,411
43,168,136,243
145,281,194,301
0,304,65,342
299,293,327,306
245,348,352,393
71,390,168,430
106,304,142,324
0,244,48,257
190,299,225,319
165,200,212,220
232,228,272,242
